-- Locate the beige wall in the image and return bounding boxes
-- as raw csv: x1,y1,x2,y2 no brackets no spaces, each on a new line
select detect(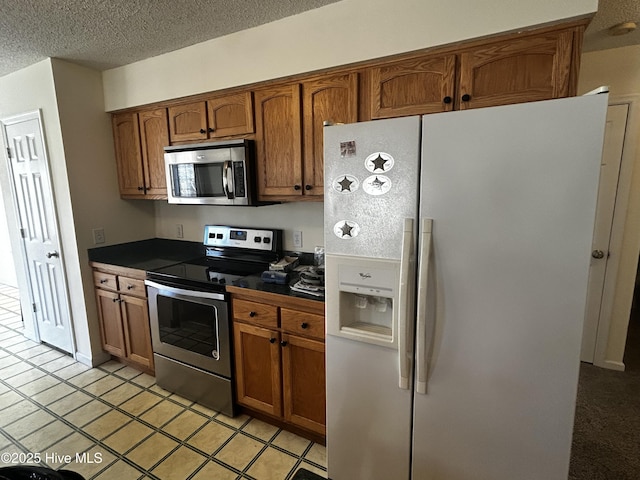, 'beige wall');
154,202,323,251
578,45,640,367
103,0,597,111
0,59,156,366
50,59,156,365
